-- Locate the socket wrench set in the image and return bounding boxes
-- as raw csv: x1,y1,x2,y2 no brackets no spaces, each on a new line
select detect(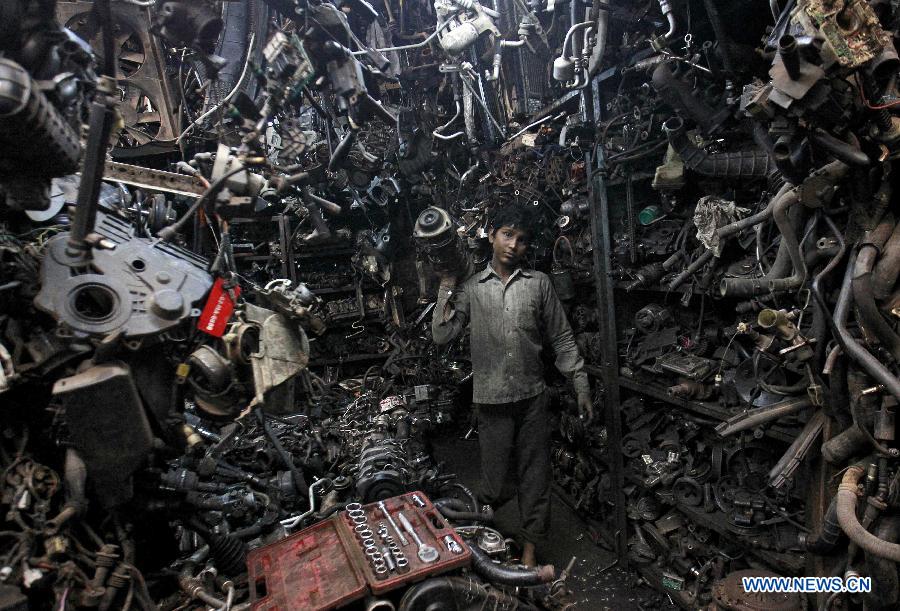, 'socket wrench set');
247,491,471,609
340,491,471,594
